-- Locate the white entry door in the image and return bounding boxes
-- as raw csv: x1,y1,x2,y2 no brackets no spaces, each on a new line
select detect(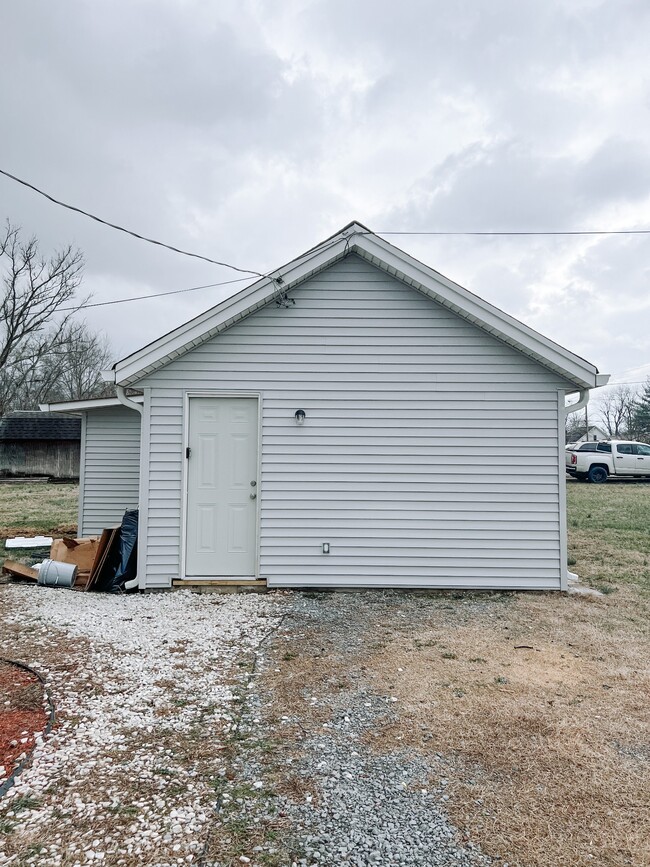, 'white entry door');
185,397,258,577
